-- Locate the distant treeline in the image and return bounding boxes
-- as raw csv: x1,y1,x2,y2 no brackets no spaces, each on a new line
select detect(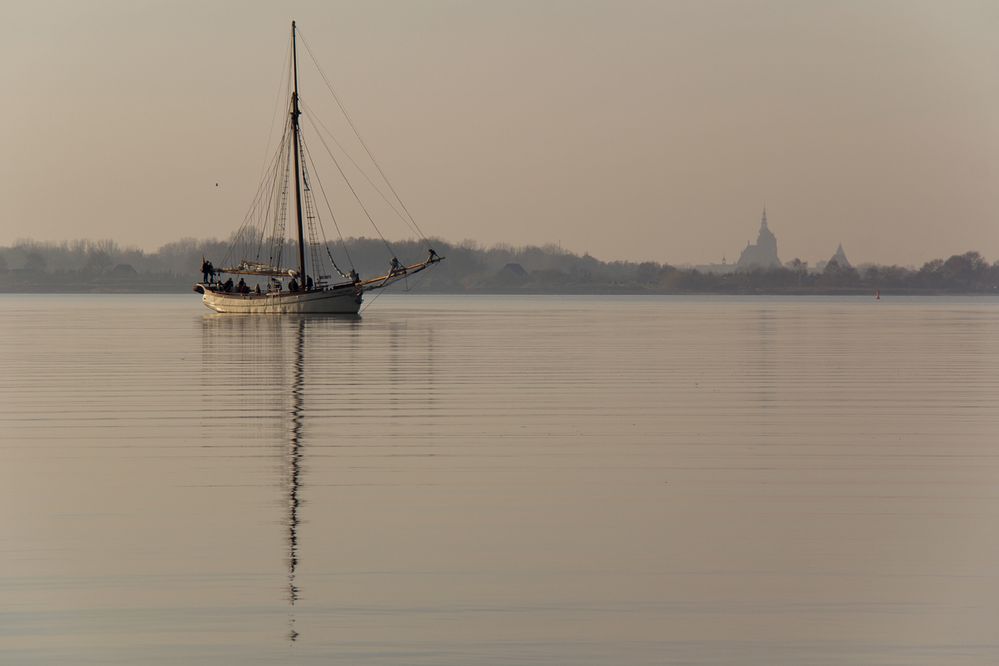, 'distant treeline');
1,237,997,294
